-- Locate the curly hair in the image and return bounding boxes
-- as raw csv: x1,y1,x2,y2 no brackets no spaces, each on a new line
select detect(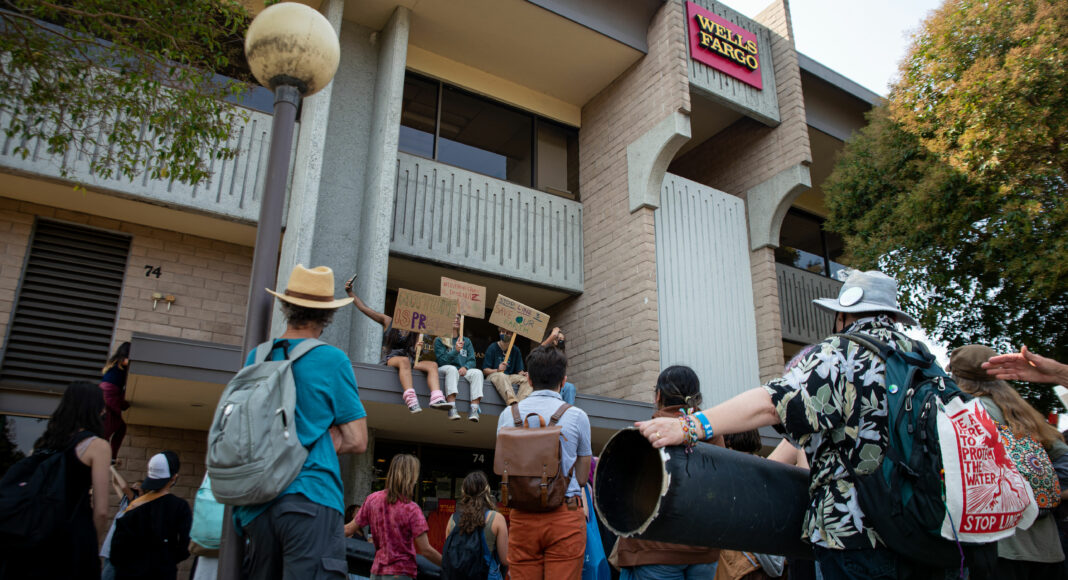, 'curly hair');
456,471,496,534
280,301,336,329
